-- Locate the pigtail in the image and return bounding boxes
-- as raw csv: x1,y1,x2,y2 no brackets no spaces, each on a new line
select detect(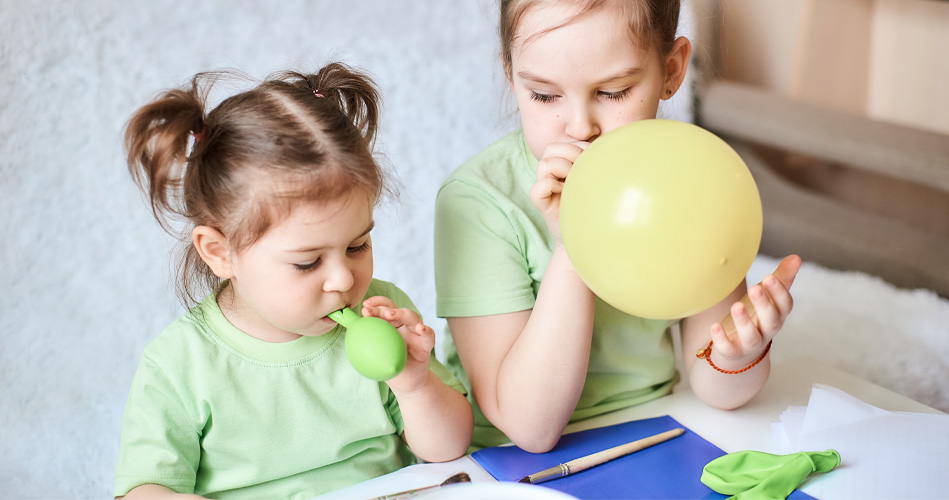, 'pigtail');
303,63,381,148
124,77,208,234
125,75,222,306
271,63,394,203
